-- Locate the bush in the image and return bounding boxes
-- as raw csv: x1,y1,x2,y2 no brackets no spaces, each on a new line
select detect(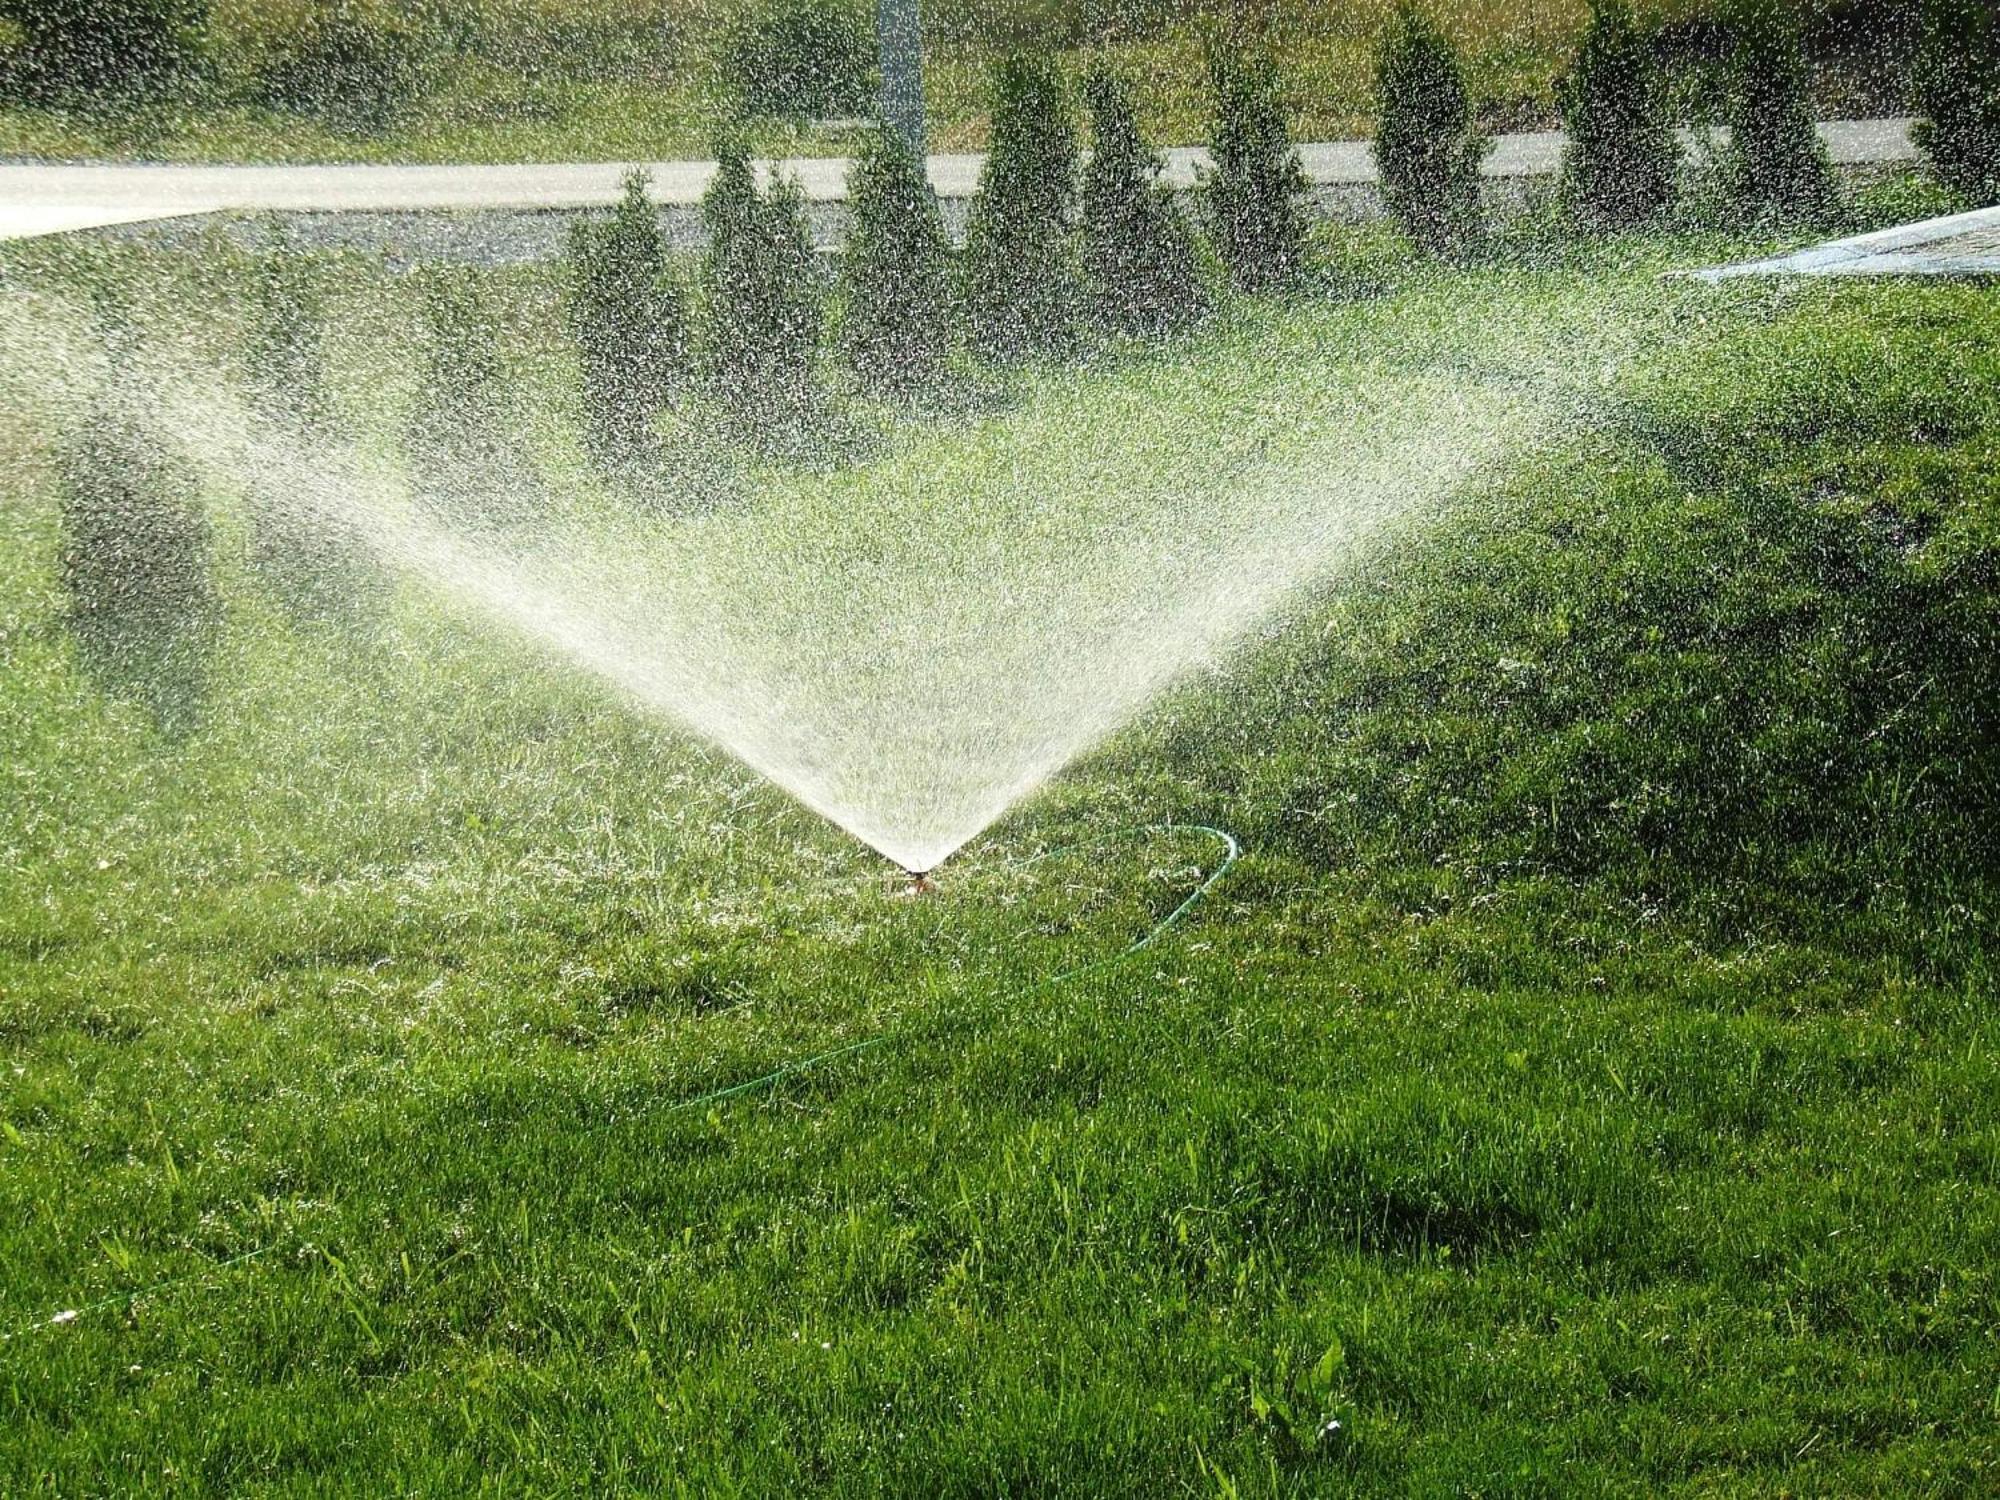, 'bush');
1081,68,1208,336
1724,2,1839,222
727,0,873,120
254,0,435,134
406,270,539,529
241,234,379,622
702,141,826,435
243,231,333,434
1559,0,1679,231
1911,0,2000,205
963,55,1084,360
565,171,690,467
0,0,204,107
1373,3,1489,258
839,128,956,399
1203,50,1310,291
60,372,218,733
